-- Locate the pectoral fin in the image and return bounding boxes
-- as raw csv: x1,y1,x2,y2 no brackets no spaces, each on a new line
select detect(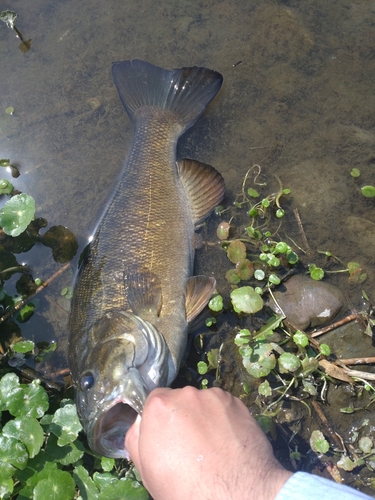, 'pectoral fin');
125,271,163,319
178,159,225,225
185,276,216,323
